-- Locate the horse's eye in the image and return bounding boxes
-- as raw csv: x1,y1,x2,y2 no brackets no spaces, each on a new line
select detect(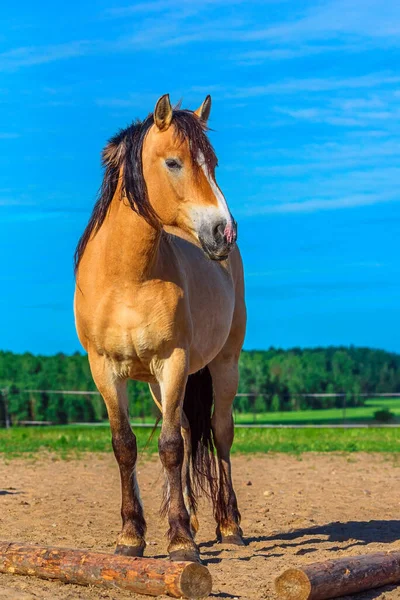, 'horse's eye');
165,158,182,171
